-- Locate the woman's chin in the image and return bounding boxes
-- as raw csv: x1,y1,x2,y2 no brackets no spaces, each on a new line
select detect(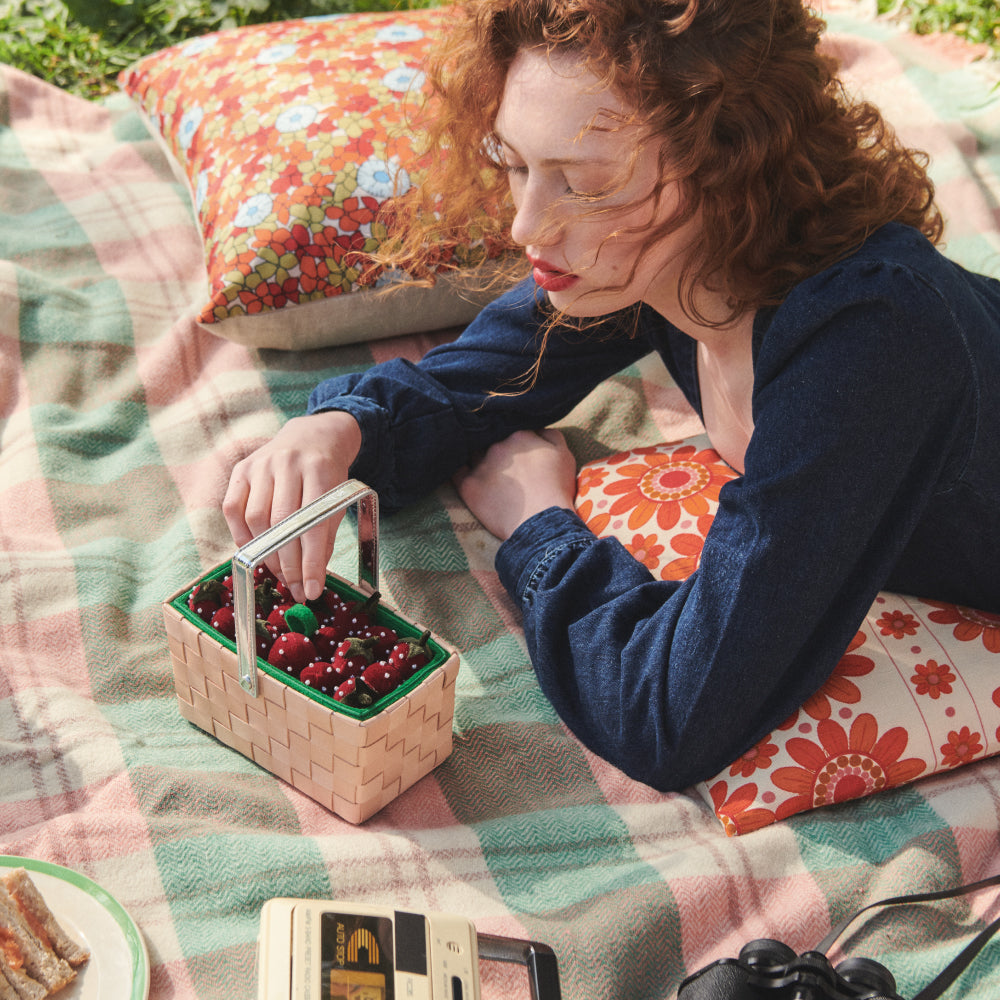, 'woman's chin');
546,286,634,318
